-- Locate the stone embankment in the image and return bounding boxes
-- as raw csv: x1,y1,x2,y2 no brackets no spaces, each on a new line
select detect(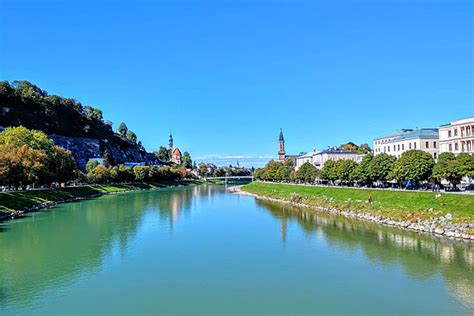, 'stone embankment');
231,186,474,241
